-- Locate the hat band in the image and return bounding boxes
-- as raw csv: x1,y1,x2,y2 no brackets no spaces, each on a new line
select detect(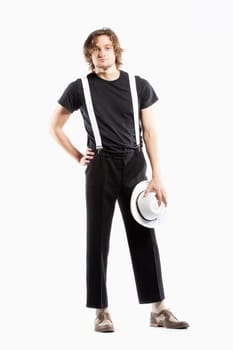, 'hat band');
136,191,158,222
